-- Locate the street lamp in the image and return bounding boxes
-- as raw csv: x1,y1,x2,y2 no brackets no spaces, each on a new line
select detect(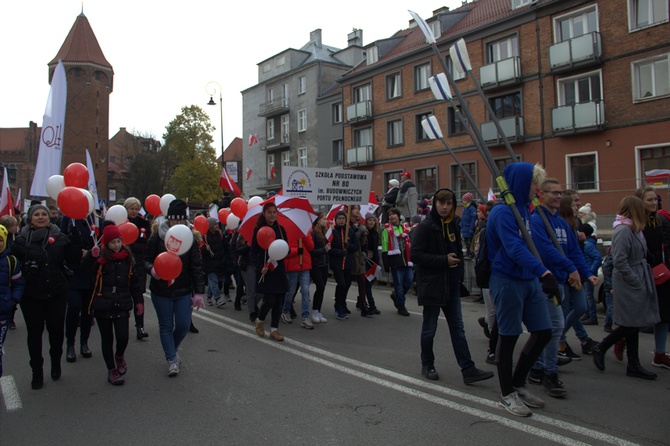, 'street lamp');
206,81,224,167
